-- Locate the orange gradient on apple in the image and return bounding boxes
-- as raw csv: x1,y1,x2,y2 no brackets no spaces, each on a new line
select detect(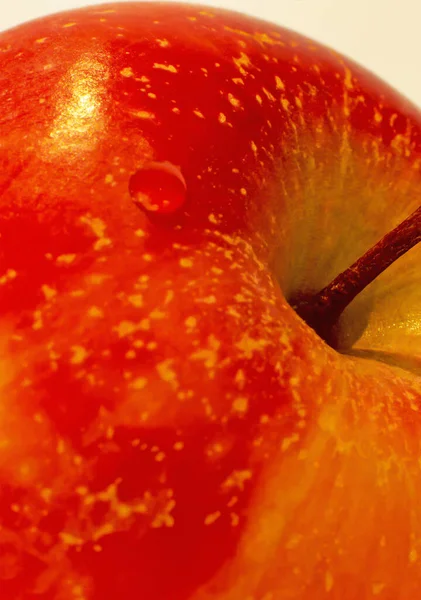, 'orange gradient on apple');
0,3,420,599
